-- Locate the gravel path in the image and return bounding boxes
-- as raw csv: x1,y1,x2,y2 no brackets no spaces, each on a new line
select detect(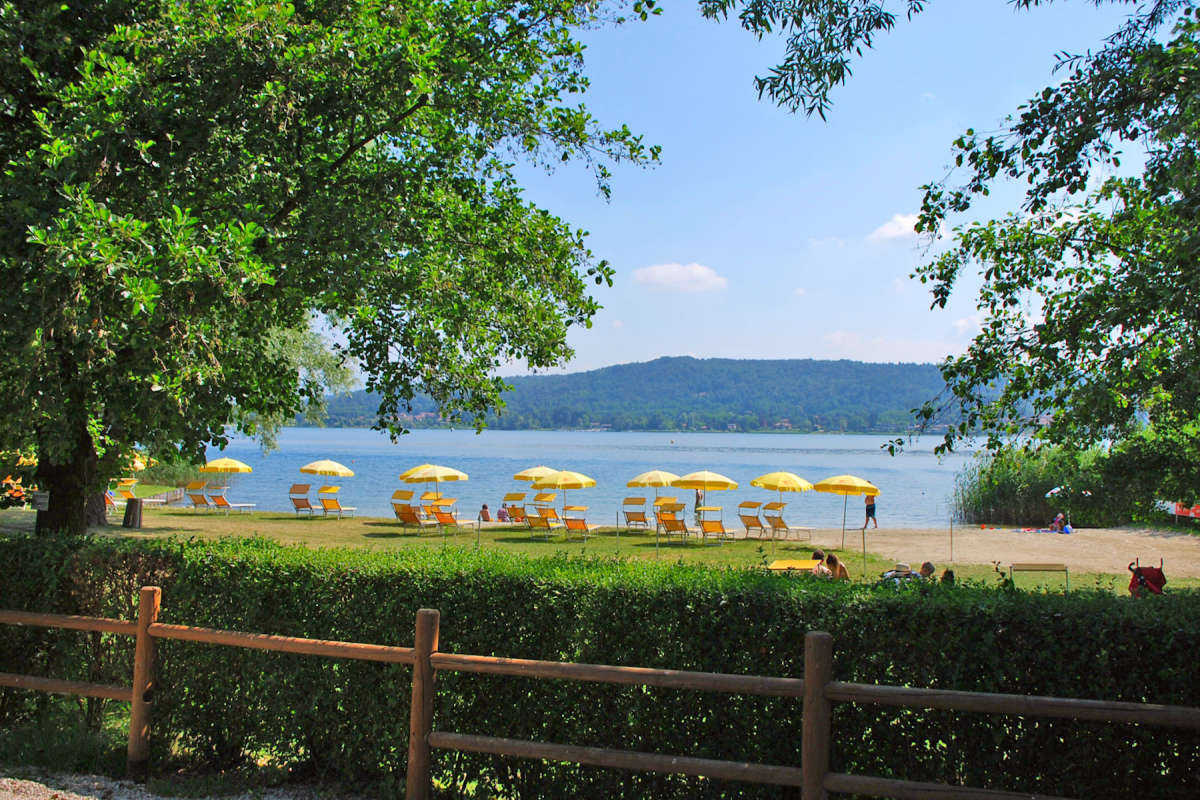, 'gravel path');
0,771,363,800
802,524,1200,577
